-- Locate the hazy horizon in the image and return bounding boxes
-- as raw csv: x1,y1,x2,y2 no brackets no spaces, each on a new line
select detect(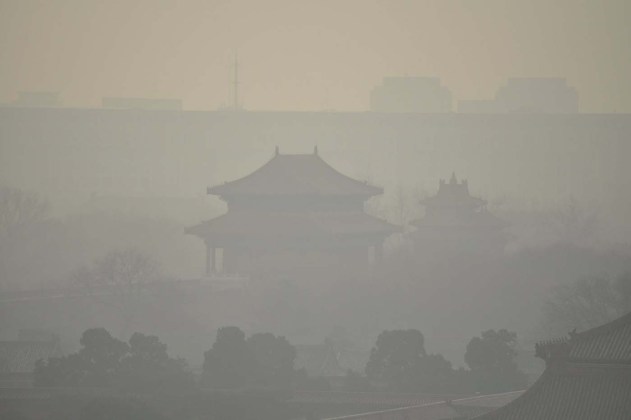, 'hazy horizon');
1,0,630,112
